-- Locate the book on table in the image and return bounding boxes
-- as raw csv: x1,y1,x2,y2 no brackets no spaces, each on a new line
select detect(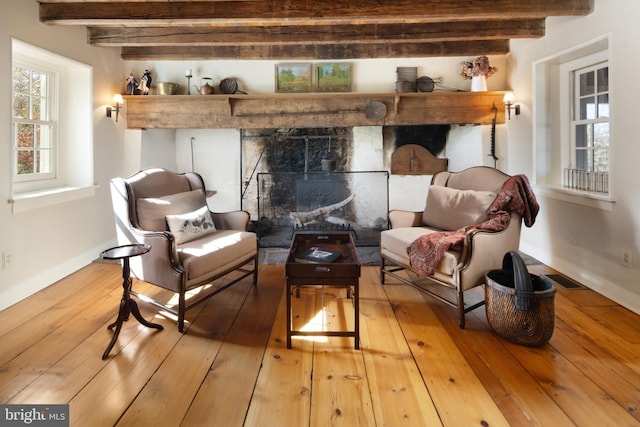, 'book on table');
295,246,341,264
